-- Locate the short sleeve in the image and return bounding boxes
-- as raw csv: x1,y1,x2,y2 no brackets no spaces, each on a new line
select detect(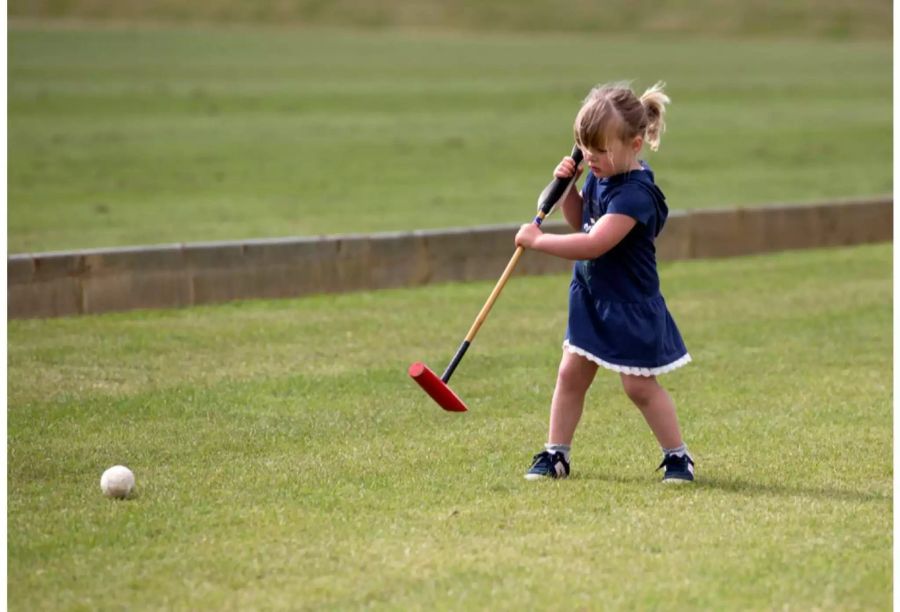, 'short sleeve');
606,184,656,227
